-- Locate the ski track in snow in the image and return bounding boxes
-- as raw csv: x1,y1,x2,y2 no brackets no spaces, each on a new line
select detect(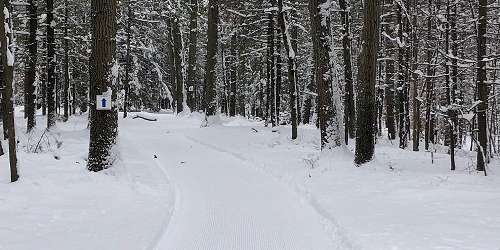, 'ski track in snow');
124,117,344,250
